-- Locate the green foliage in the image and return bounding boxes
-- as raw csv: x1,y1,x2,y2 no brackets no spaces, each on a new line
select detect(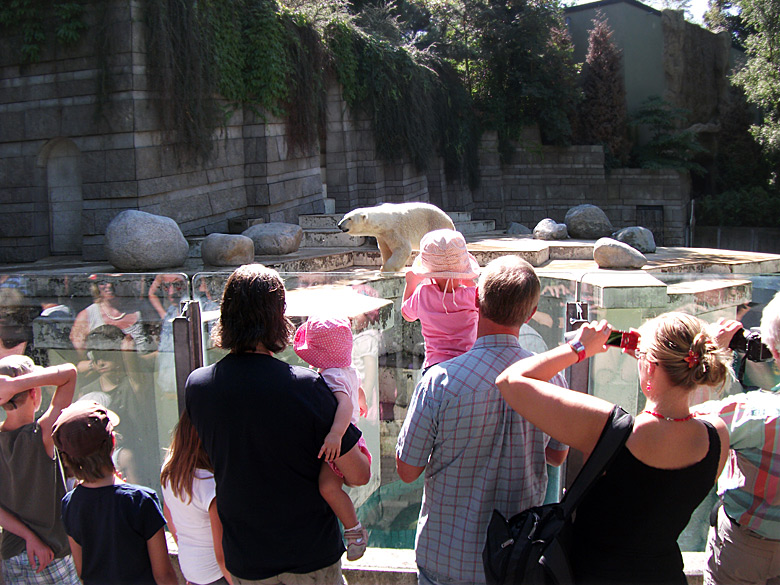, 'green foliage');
704,0,752,48
468,0,580,162
696,186,780,227
630,97,706,174
577,12,629,167
731,0,780,177
0,0,86,63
